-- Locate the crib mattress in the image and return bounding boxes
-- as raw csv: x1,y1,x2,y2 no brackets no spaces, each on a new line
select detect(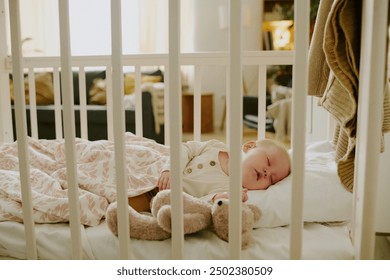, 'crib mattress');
0,220,353,260
0,139,354,260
